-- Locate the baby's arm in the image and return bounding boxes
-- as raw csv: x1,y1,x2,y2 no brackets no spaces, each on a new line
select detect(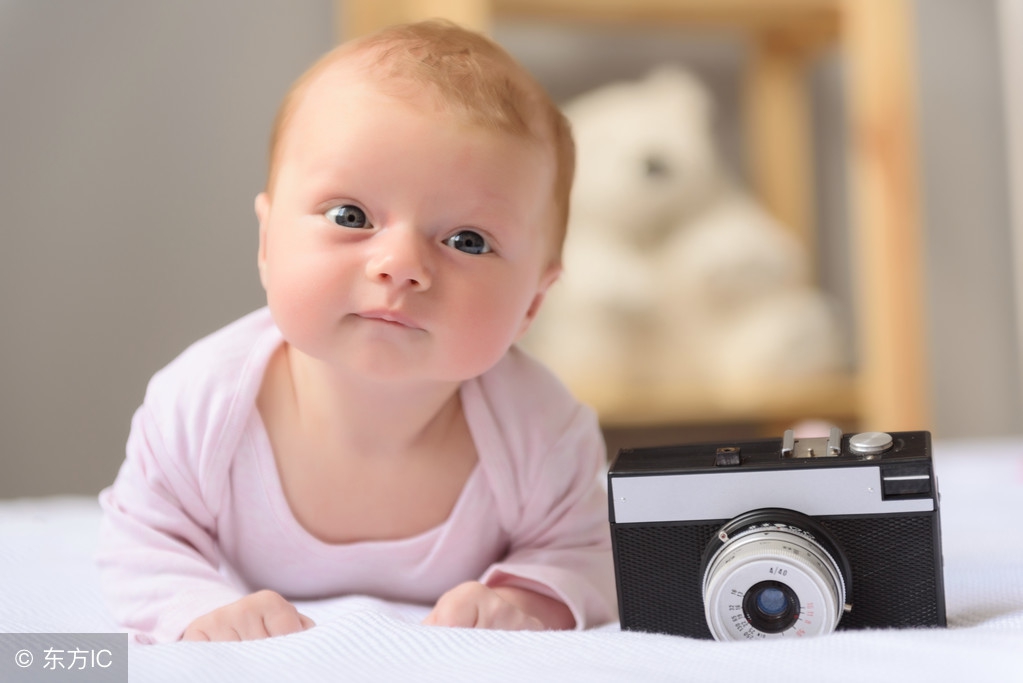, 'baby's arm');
421,397,616,632
98,405,305,642
472,407,618,630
